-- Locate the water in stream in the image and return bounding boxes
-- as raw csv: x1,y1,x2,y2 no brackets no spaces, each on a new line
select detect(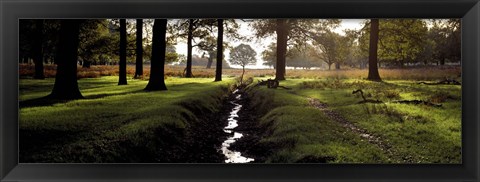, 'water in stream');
220,89,255,163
